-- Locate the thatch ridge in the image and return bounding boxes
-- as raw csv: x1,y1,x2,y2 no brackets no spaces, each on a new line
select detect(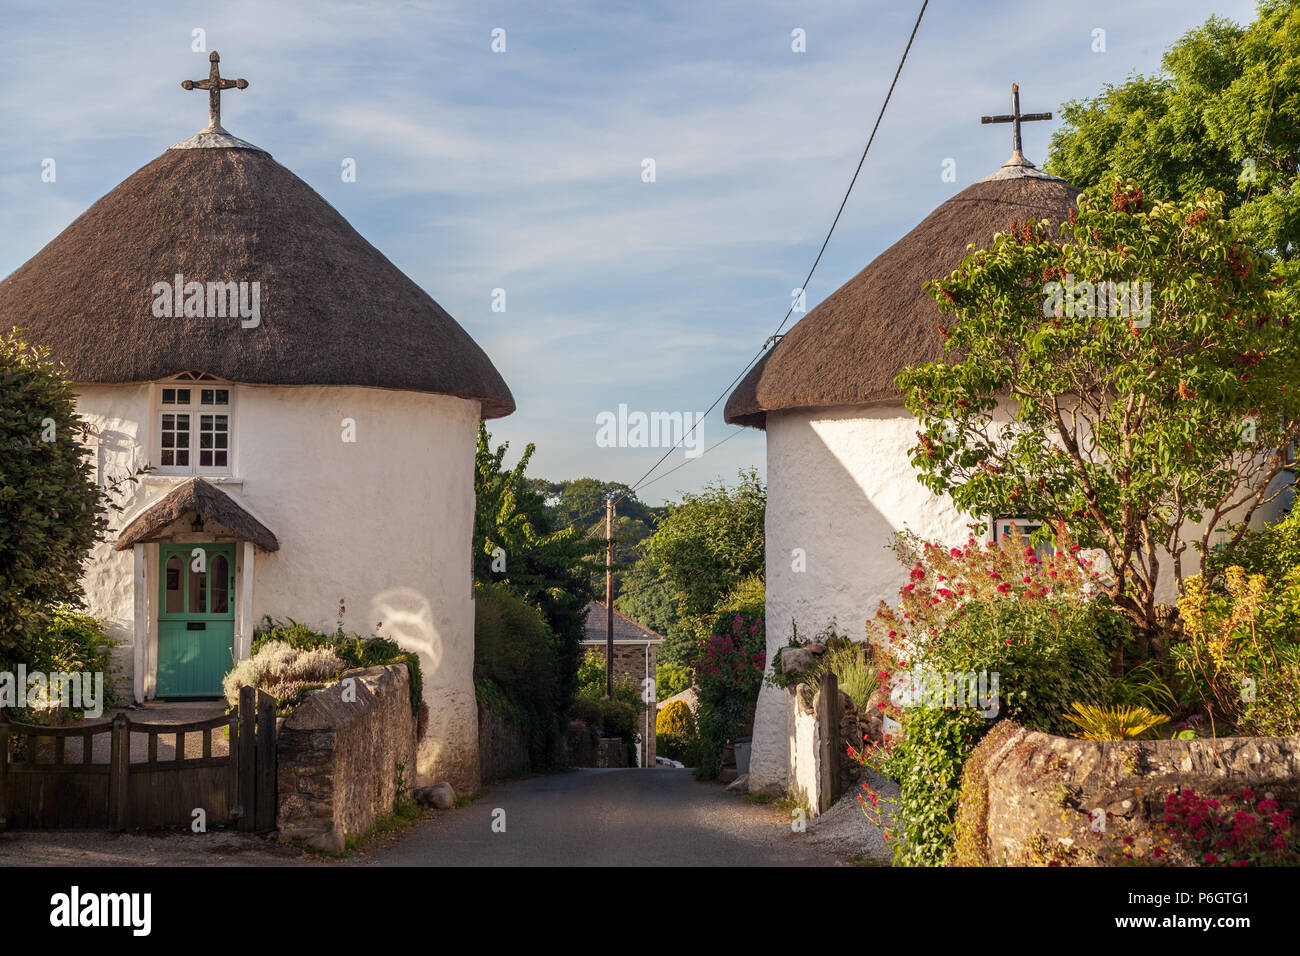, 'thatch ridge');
724,175,1080,428
0,147,514,419
115,477,279,552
